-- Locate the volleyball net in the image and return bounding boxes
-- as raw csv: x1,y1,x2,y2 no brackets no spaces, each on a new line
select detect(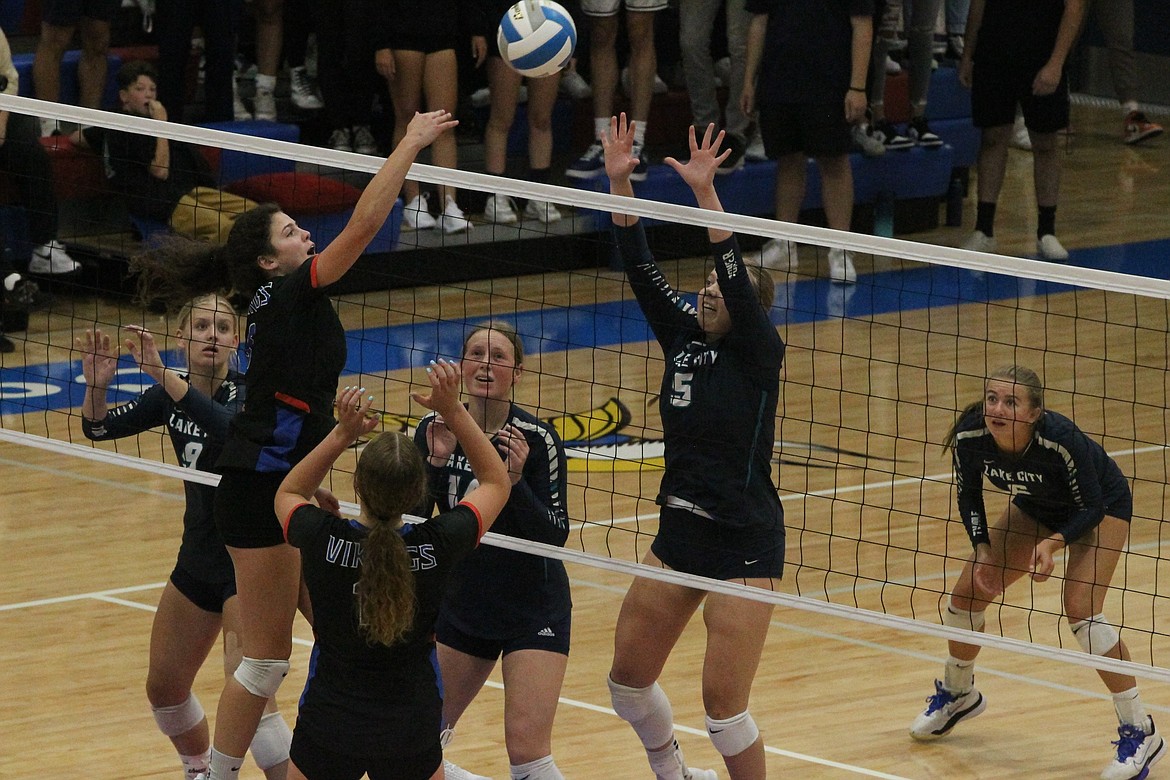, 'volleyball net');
3,96,1170,683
